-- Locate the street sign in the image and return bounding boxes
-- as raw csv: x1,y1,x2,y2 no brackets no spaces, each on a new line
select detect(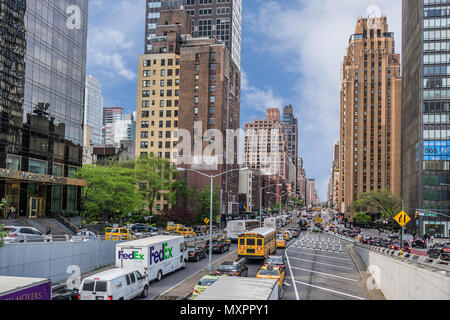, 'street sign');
417,211,438,218
204,218,210,224
394,211,411,228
